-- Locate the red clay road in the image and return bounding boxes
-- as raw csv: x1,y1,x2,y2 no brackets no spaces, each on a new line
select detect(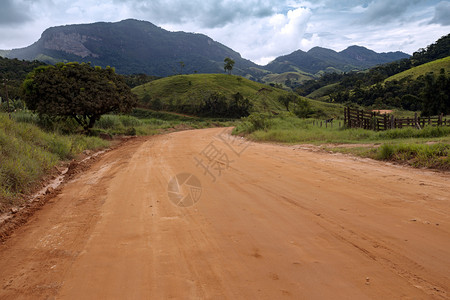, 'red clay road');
1,127,449,299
